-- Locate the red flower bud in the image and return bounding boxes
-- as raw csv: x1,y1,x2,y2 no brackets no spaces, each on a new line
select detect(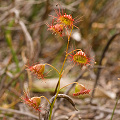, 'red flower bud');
47,23,63,36
73,84,91,96
21,92,41,111
26,63,45,79
68,50,91,66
